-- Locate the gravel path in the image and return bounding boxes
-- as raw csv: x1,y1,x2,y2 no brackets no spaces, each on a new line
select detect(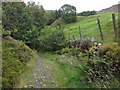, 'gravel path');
24,53,66,88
